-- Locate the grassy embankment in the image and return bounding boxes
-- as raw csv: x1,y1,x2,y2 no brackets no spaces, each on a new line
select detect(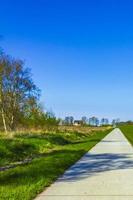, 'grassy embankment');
0,126,111,200
119,124,133,145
